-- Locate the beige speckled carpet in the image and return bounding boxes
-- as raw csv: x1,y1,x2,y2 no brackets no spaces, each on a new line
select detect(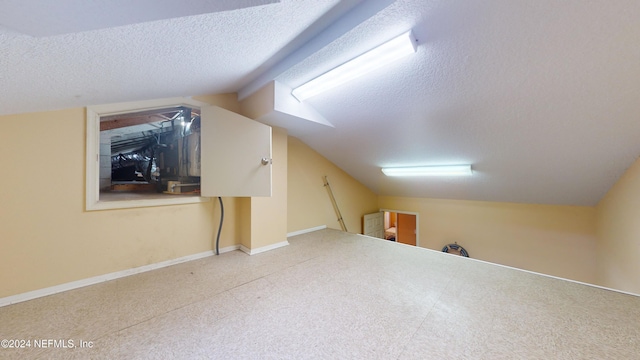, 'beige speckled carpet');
1,228,639,359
